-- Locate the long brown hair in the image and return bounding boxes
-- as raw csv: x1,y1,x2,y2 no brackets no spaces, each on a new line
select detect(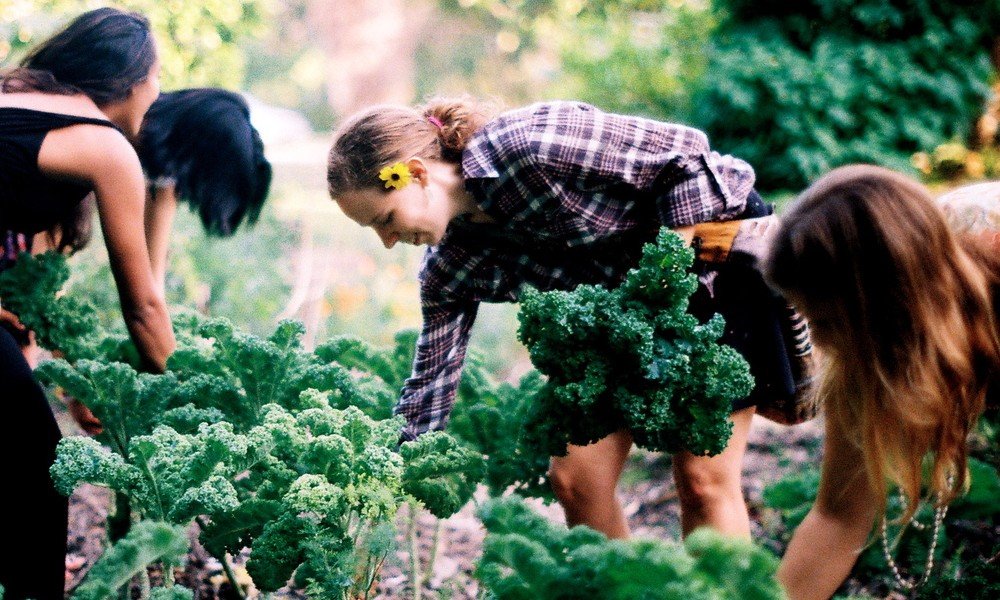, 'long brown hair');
765,164,1000,520
327,96,496,198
